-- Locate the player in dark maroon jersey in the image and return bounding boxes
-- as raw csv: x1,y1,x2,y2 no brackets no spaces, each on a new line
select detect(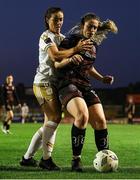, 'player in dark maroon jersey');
53,13,117,172
1,75,21,134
